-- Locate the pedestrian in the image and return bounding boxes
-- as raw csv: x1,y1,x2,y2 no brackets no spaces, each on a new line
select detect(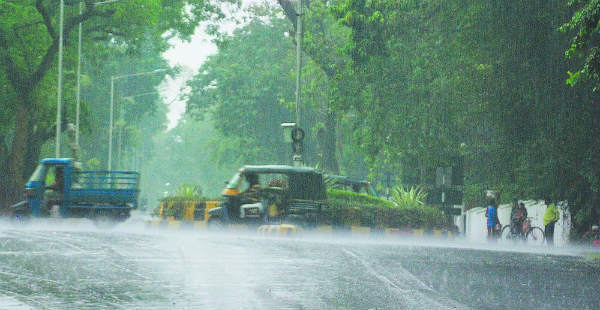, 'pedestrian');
486,199,498,240
543,199,559,245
